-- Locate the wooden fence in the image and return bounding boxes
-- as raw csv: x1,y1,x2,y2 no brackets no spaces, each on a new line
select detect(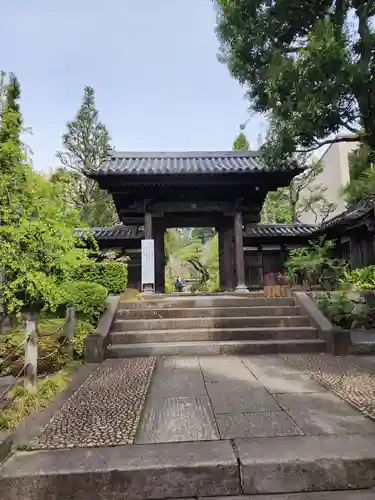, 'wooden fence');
0,306,76,401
